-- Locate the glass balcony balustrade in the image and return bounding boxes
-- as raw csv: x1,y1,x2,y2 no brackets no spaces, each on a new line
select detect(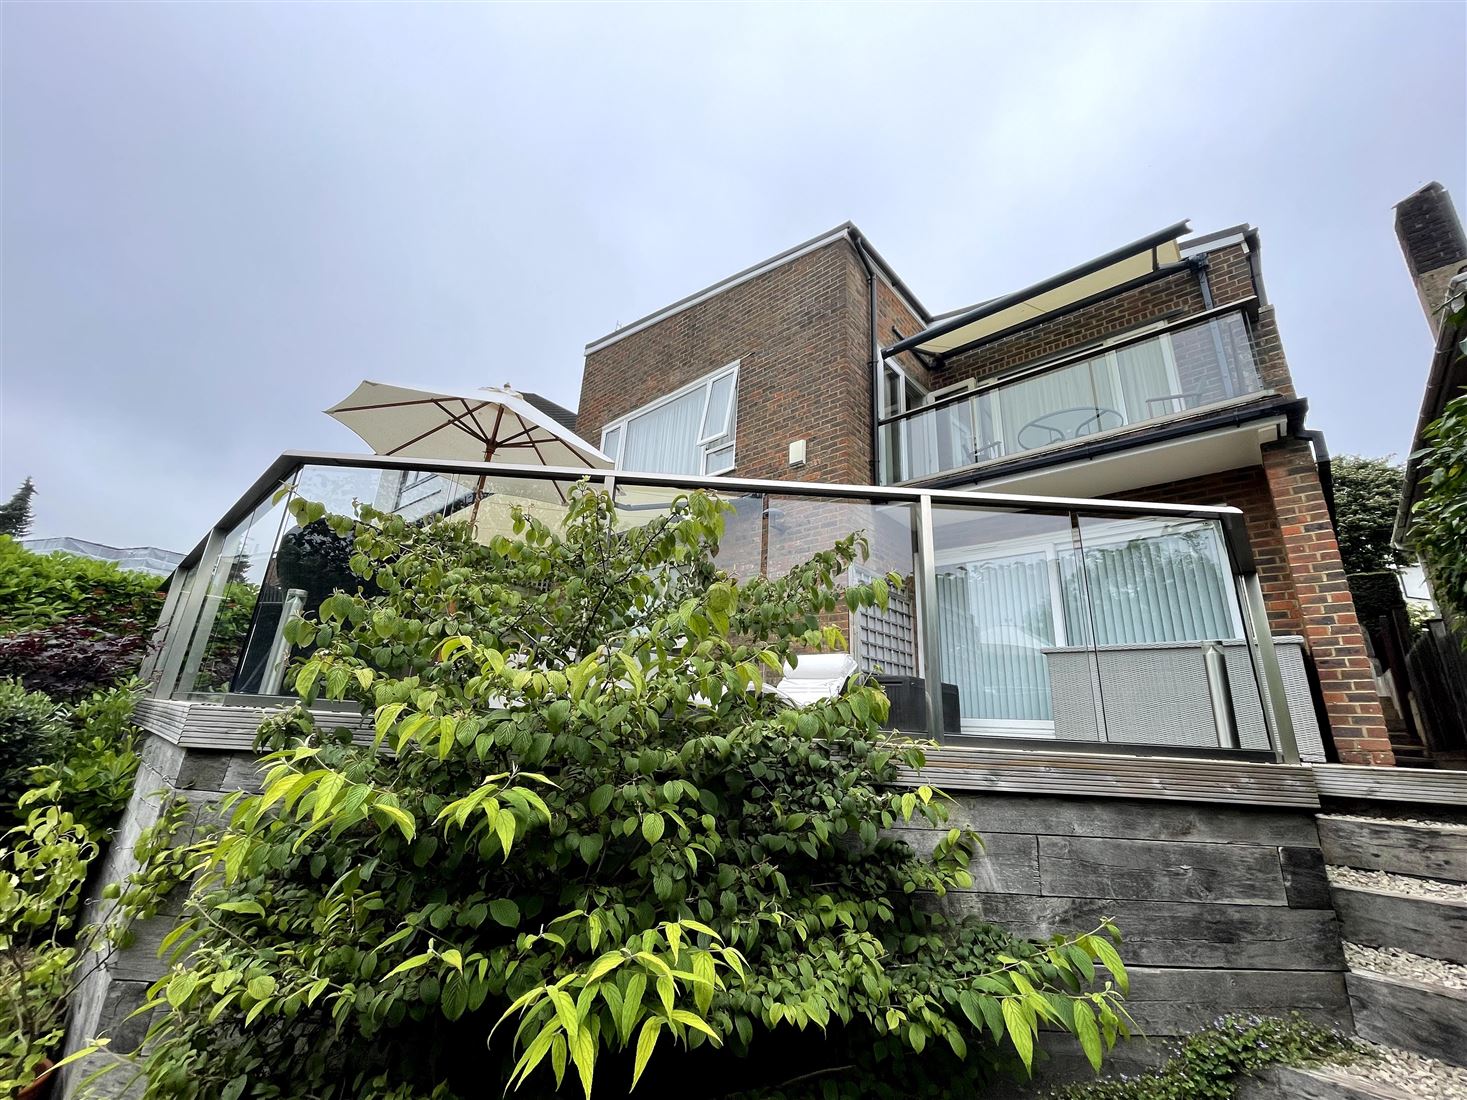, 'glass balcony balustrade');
881,309,1267,484
145,453,1305,762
